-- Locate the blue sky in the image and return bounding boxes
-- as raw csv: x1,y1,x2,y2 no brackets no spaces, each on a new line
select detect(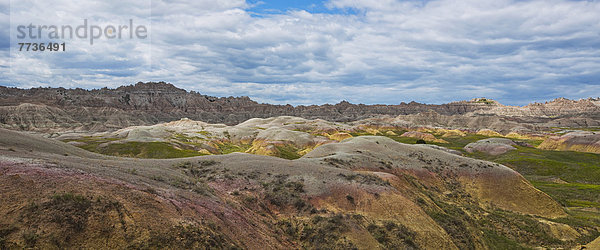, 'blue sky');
247,0,357,15
1,0,600,106
249,0,328,13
